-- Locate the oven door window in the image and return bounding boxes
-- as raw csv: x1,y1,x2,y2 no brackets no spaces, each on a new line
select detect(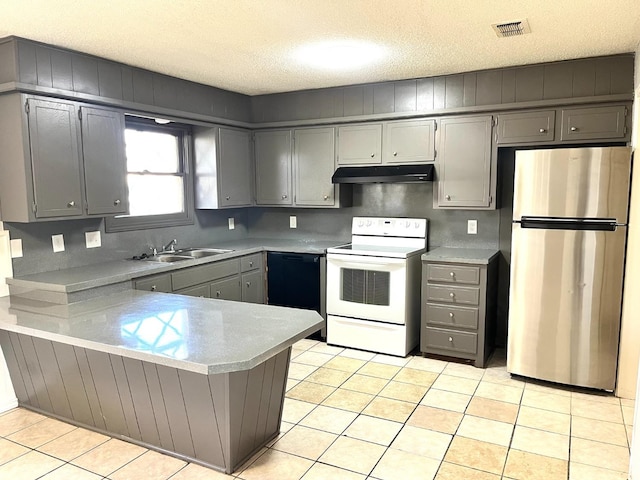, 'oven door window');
341,268,390,306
